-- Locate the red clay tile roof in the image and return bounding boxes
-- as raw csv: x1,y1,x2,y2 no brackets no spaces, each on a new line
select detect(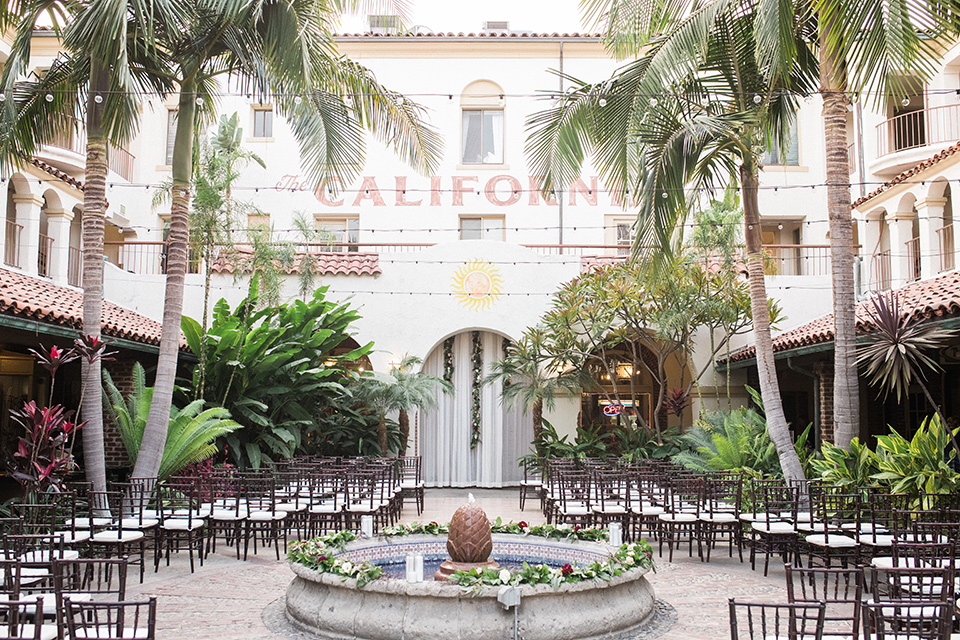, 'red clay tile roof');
720,269,960,364
31,159,86,191
211,249,381,277
852,140,960,208
0,266,179,348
